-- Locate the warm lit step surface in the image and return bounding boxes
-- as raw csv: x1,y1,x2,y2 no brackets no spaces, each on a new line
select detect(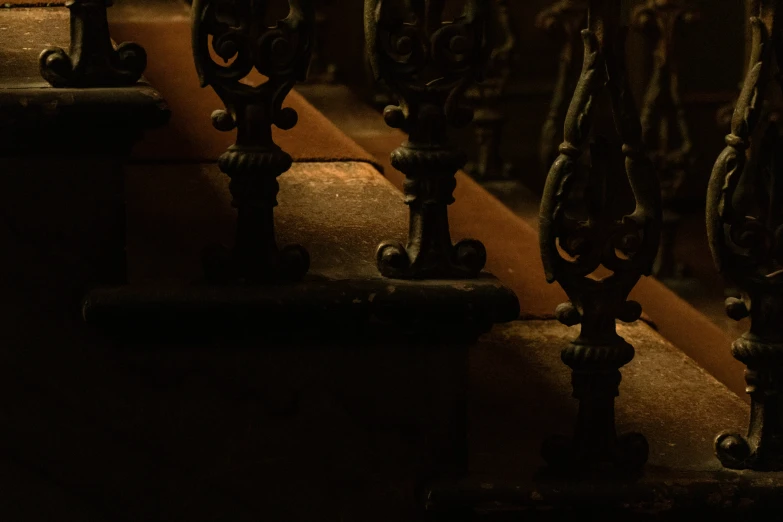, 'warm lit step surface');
0,7,169,153
84,161,519,338
0,7,68,87
432,319,778,519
